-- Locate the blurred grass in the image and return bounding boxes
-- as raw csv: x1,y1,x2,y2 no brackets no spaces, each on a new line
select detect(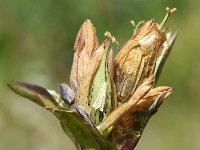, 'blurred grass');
0,0,199,149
